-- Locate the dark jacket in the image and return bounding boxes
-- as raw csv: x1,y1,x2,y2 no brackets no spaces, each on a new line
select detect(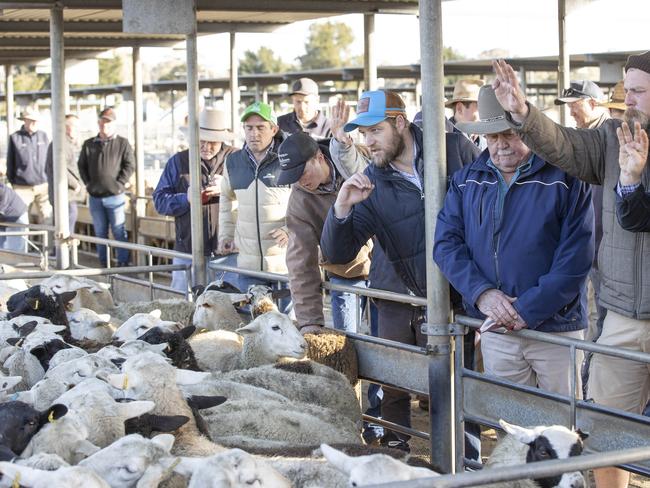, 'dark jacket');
616,184,650,232
45,135,86,204
321,123,480,297
6,126,49,186
434,151,593,332
152,146,237,255
77,135,135,198
278,111,332,141
0,184,27,221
